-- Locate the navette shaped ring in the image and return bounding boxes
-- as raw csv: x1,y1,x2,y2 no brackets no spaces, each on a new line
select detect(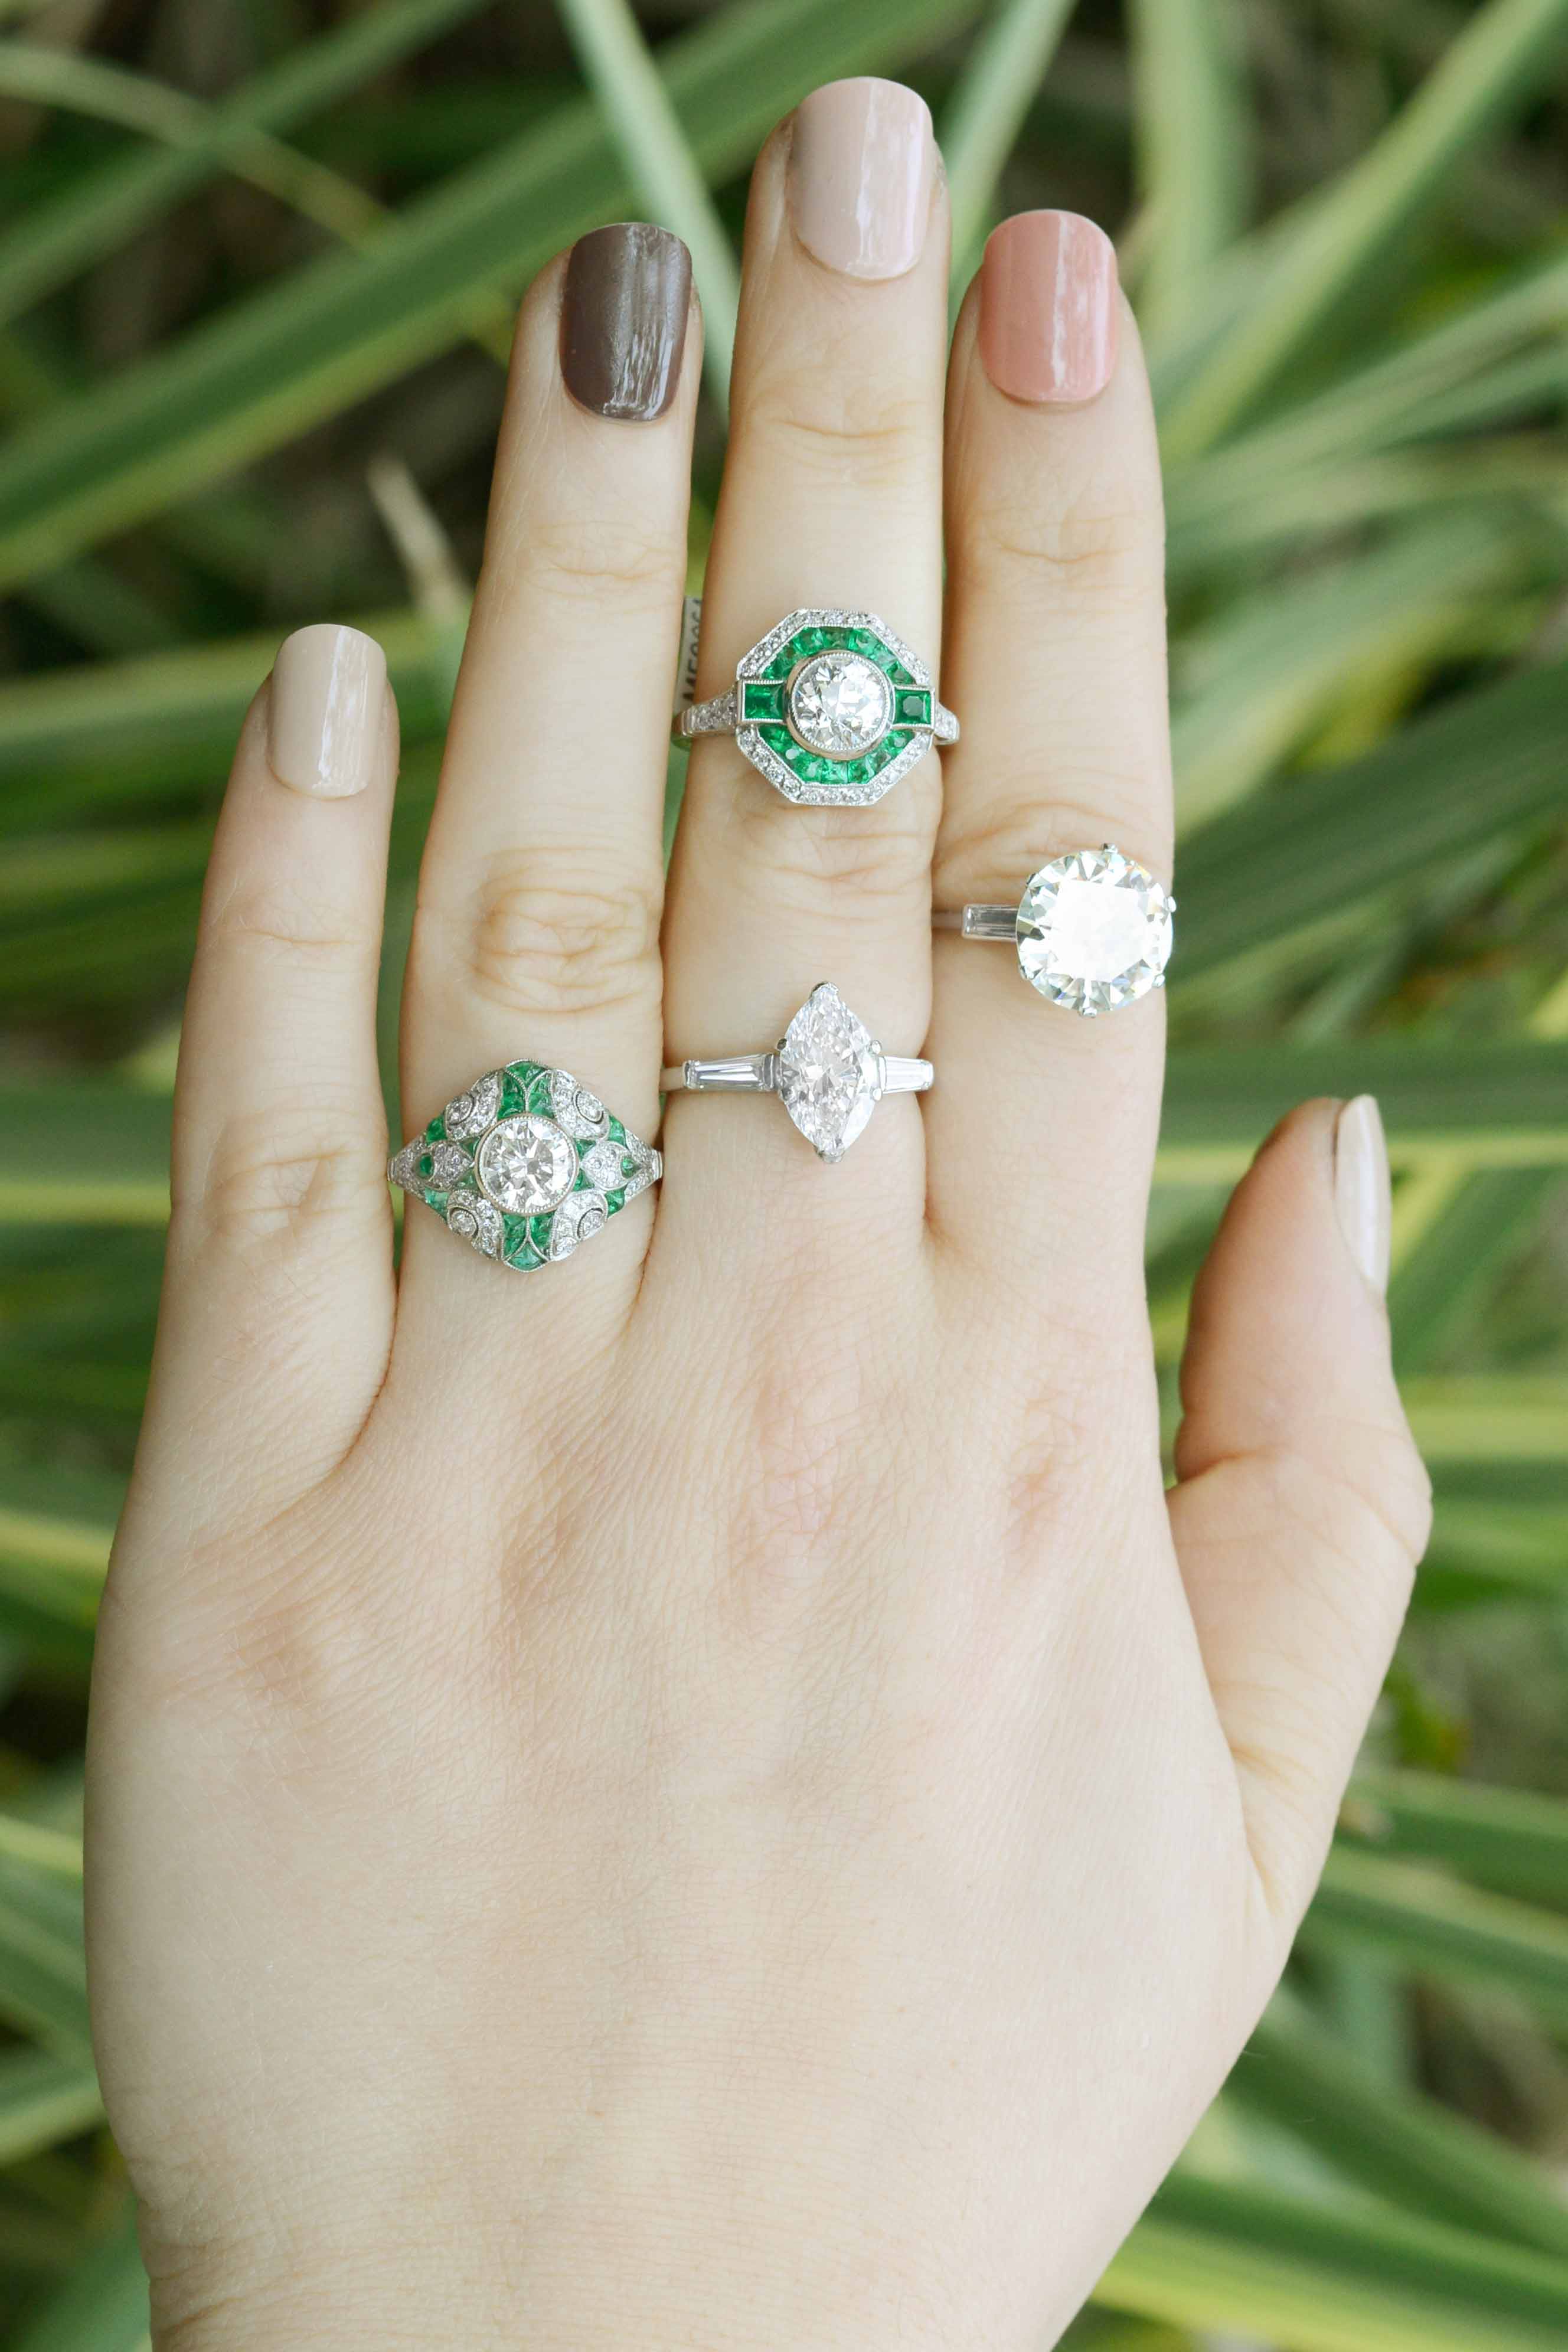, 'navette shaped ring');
673,604,958,807
663,982,932,1164
936,842,1175,1017
388,1061,661,1272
